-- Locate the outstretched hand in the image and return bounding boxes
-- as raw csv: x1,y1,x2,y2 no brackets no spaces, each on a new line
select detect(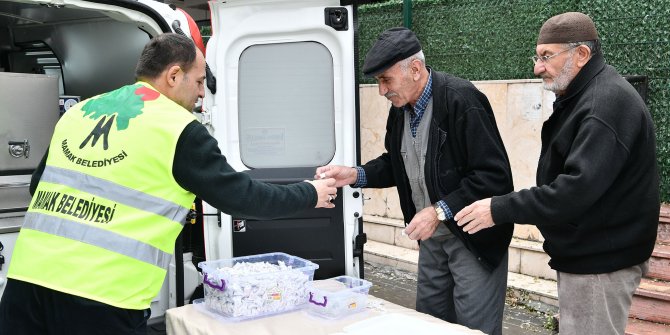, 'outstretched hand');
315,165,358,188
454,198,495,234
307,178,338,208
